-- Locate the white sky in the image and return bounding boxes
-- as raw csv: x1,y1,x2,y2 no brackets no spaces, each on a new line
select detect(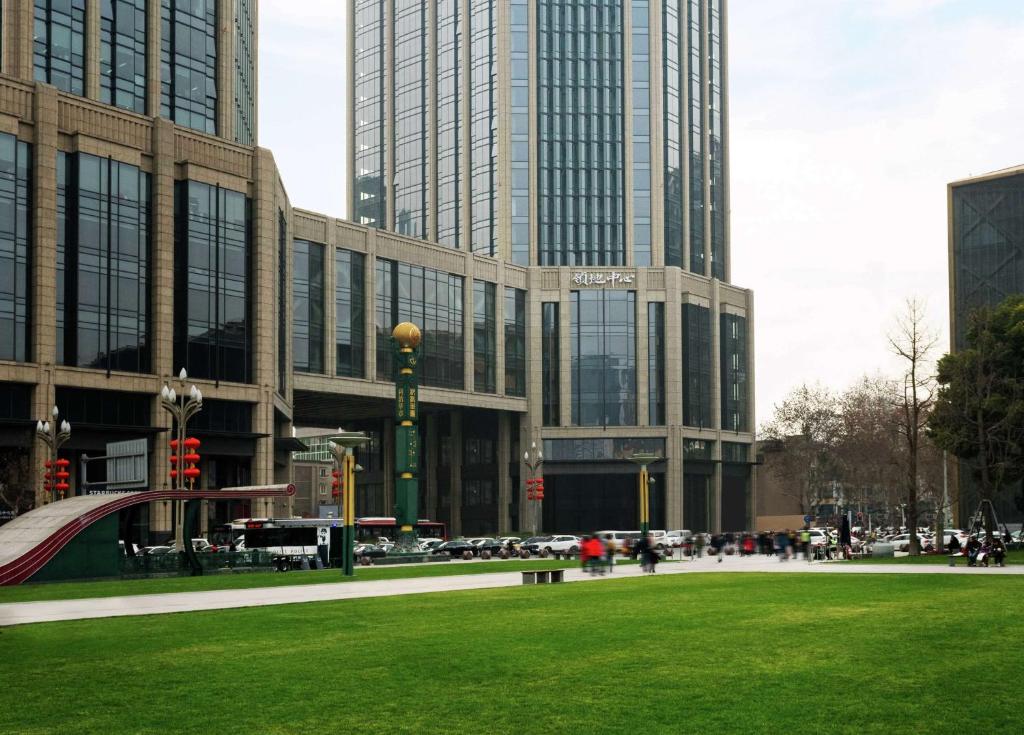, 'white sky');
258,0,1024,429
